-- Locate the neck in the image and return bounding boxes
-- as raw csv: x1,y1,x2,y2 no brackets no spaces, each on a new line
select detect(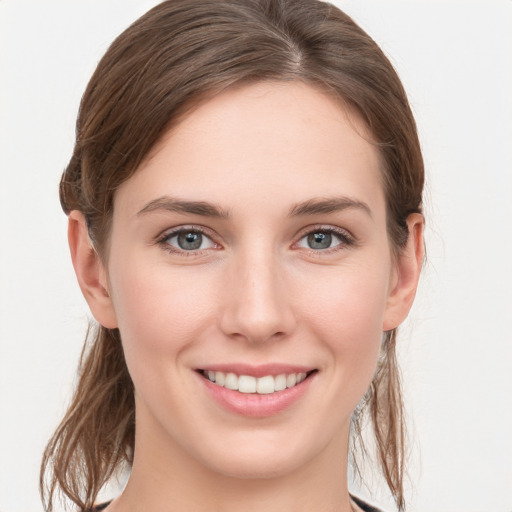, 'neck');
112,404,355,512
